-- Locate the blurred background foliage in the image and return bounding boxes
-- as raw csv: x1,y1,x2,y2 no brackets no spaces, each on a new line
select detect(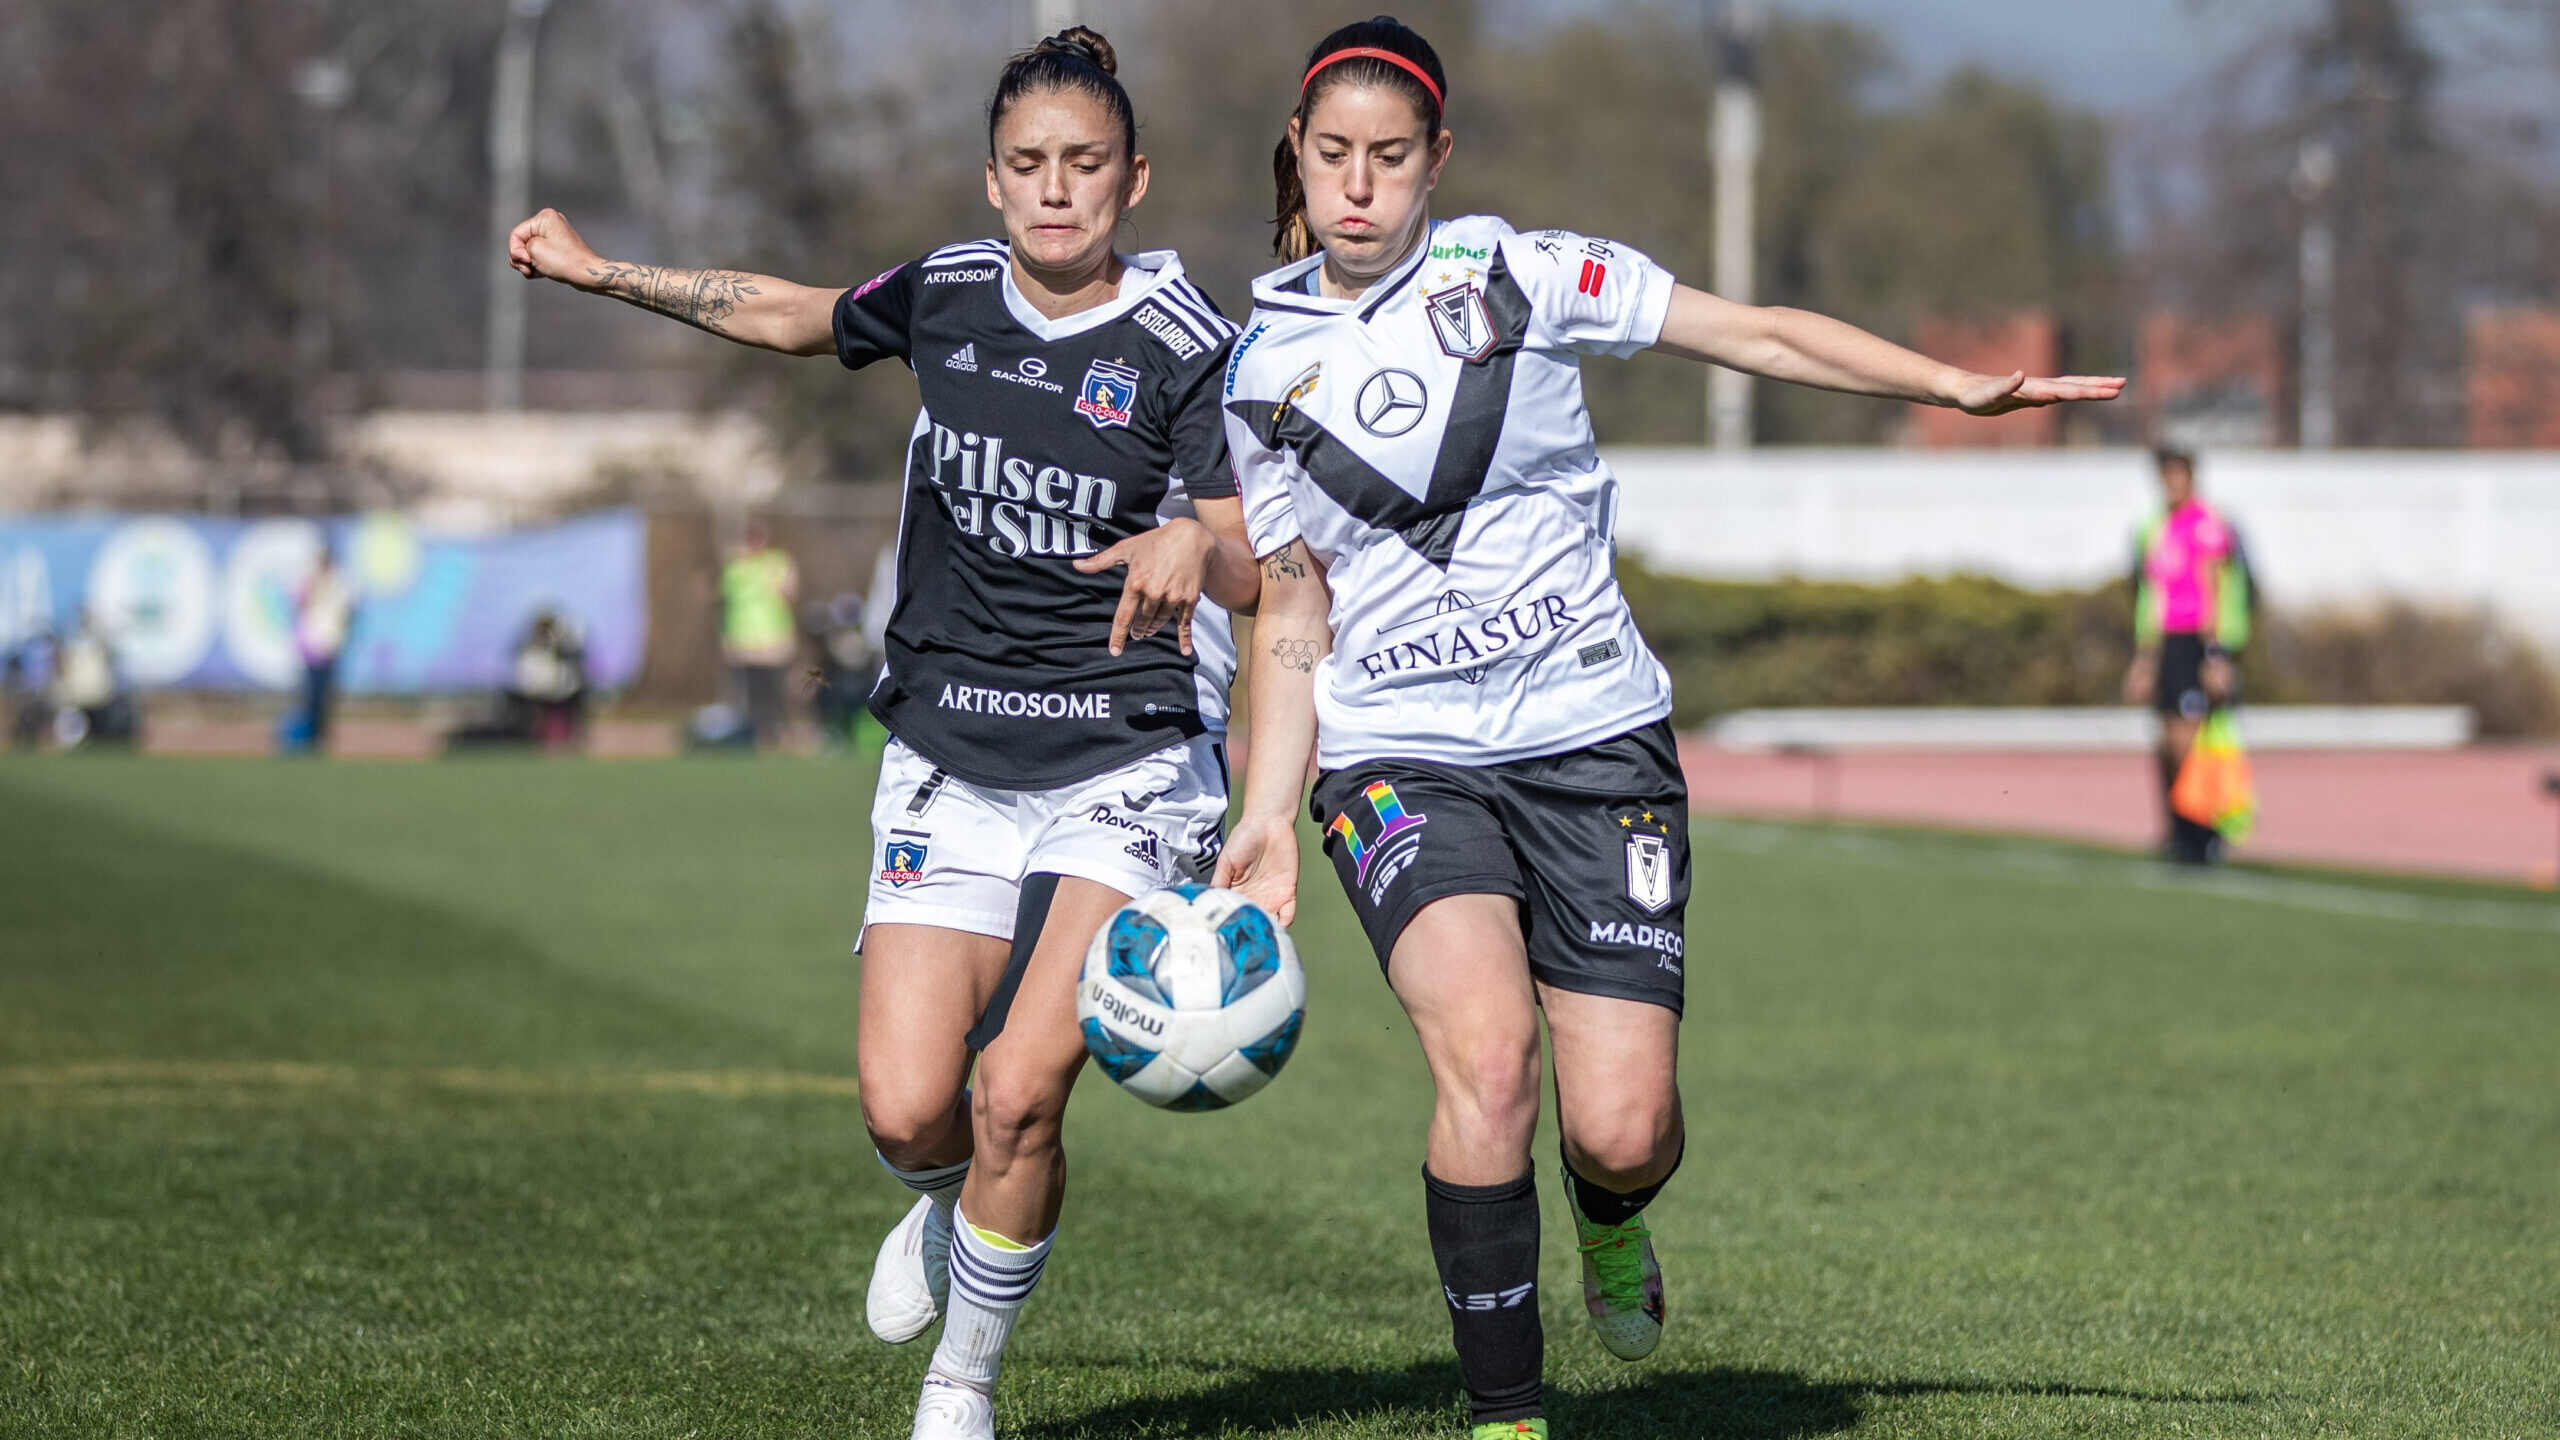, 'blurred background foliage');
7,0,2556,478
1619,560,2560,735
